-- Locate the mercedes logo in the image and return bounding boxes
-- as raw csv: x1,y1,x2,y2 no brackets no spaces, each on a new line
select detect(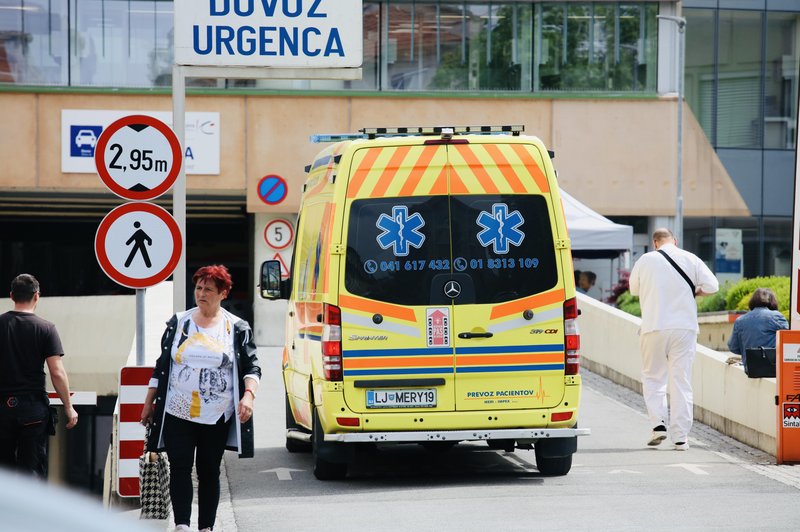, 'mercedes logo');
444,280,462,299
